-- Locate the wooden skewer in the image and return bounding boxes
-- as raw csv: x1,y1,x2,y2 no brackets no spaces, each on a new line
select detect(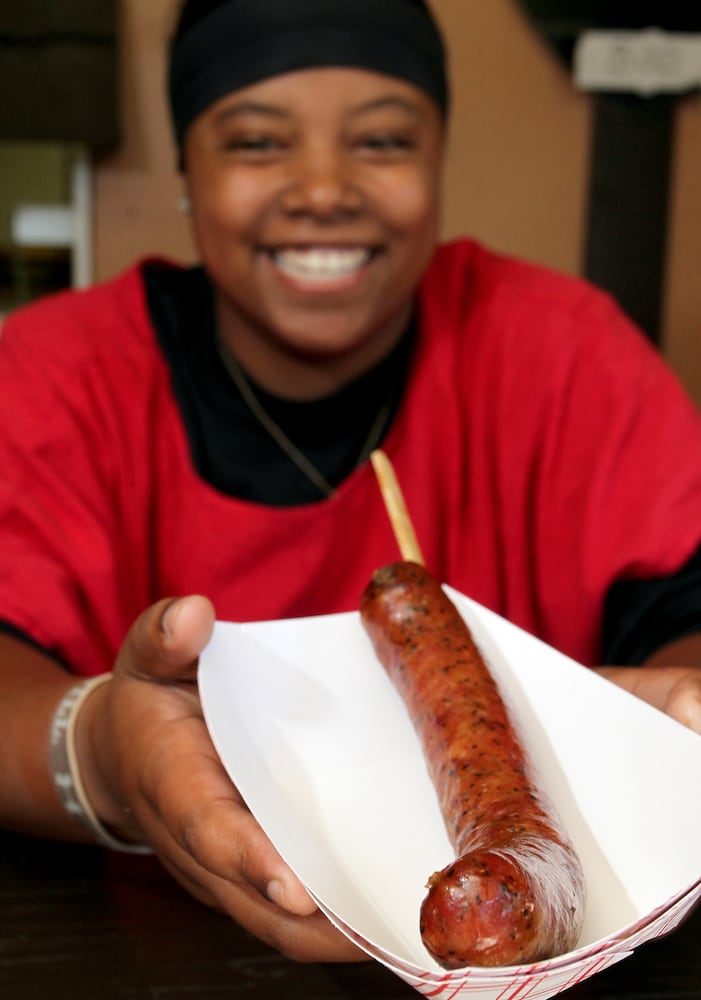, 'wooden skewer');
370,449,425,565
